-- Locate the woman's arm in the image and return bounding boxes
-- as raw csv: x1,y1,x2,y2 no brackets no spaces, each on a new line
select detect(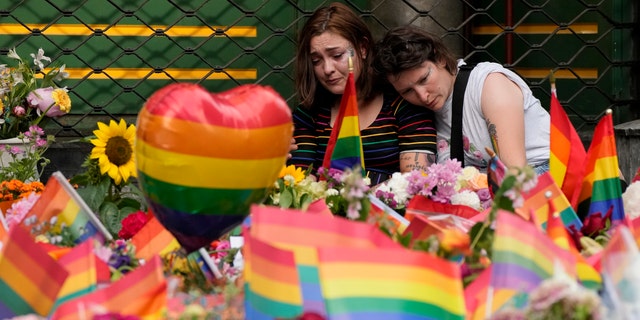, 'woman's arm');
400,151,436,172
395,99,438,172
481,72,527,168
